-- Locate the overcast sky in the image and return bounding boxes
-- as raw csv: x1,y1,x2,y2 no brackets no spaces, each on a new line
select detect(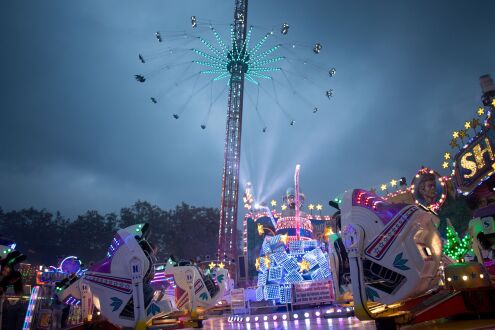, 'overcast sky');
1,0,495,219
